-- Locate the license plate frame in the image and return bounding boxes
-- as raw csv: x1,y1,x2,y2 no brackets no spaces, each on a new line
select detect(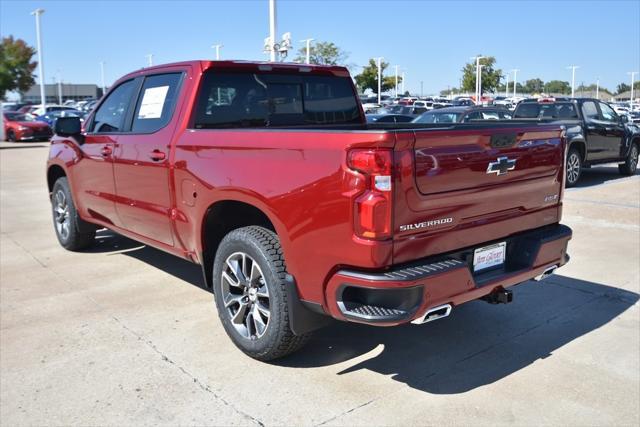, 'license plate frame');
473,242,506,272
